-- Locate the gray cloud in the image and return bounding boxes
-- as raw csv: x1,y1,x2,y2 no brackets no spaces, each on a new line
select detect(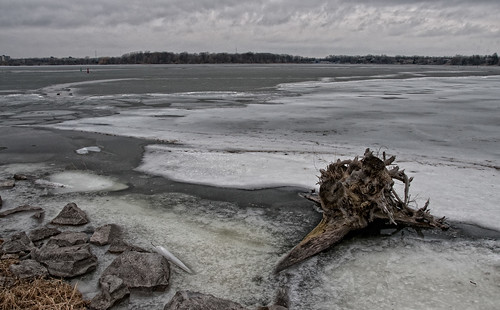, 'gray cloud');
0,0,498,58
